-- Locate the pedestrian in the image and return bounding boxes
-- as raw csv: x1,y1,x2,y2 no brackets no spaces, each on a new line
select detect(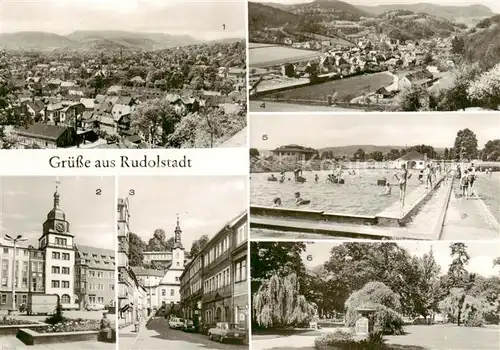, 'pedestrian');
100,312,112,340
